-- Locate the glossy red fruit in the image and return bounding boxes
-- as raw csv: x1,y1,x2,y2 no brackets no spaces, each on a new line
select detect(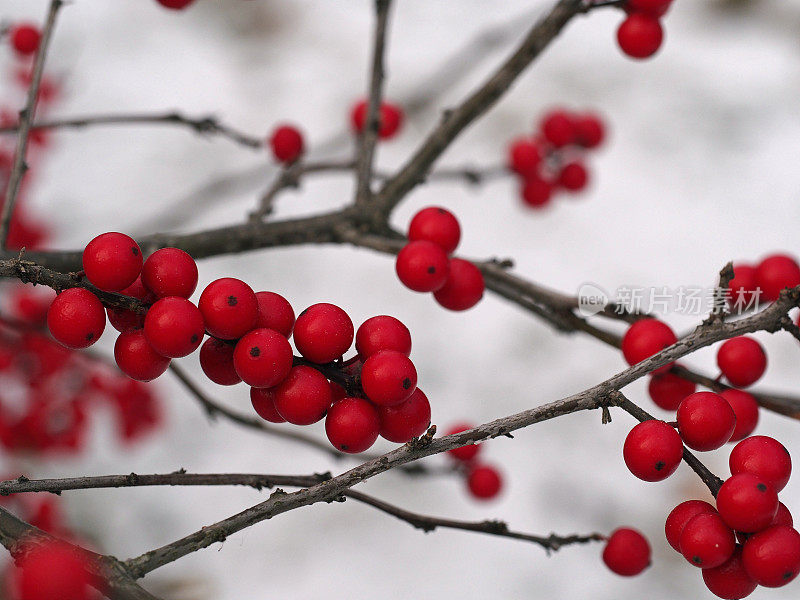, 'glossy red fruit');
676,391,736,451
325,397,380,453
433,258,485,311
408,207,461,254
520,175,552,208
141,247,198,299
626,0,673,16
602,528,651,576
665,500,717,553
350,100,404,139
293,303,354,363
648,369,696,410
143,297,204,358
728,264,759,311
621,319,677,374
617,13,664,59
702,547,758,600
156,0,195,9
395,241,450,293
729,436,791,493
356,315,412,359
539,110,575,147
377,388,431,443
742,525,800,587
361,350,417,406
16,541,95,600
558,162,589,192
269,125,304,163
717,337,767,388
83,232,143,292
721,390,760,442
717,473,779,533
467,465,503,500
573,113,605,148
198,278,258,340
680,512,736,569
47,288,106,349
199,338,241,386
273,365,333,425
254,291,295,338
623,419,683,481
9,24,41,56
445,423,481,462
114,329,171,382
250,387,285,423
507,138,542,177
773,503,794,528
233,328,293,388
755,254,800,301
329,380,348,403
107,276,153,333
